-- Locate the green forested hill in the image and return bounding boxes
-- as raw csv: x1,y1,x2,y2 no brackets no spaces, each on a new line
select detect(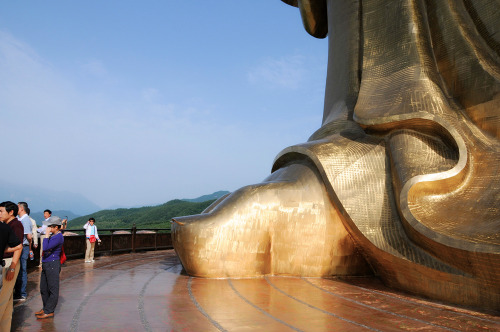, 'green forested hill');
66,199,216,230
